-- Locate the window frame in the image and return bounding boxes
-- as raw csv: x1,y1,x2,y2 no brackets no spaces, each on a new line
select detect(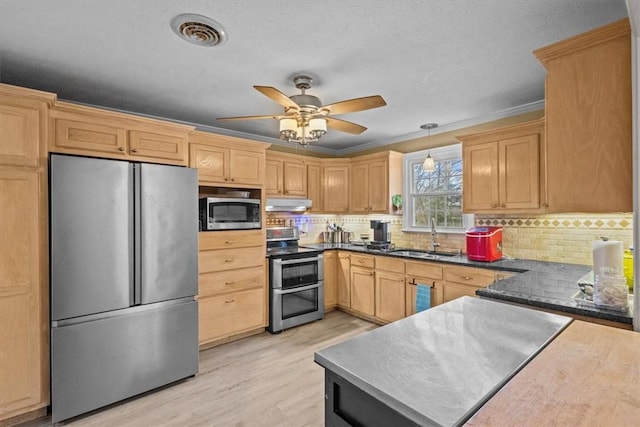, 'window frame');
402,143,474,233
